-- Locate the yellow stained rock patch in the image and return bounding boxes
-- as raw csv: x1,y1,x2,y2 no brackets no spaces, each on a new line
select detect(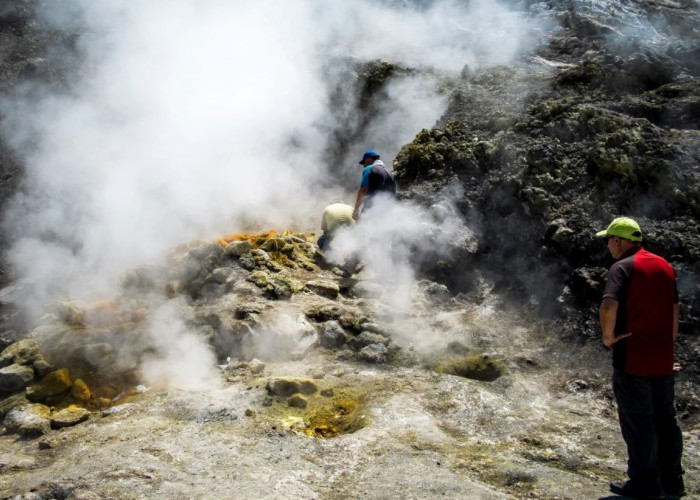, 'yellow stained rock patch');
433,354,506,382
217,231,277,247
264,385,369,439
71,379,92,401
216,230,318,272
26,368,73,401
